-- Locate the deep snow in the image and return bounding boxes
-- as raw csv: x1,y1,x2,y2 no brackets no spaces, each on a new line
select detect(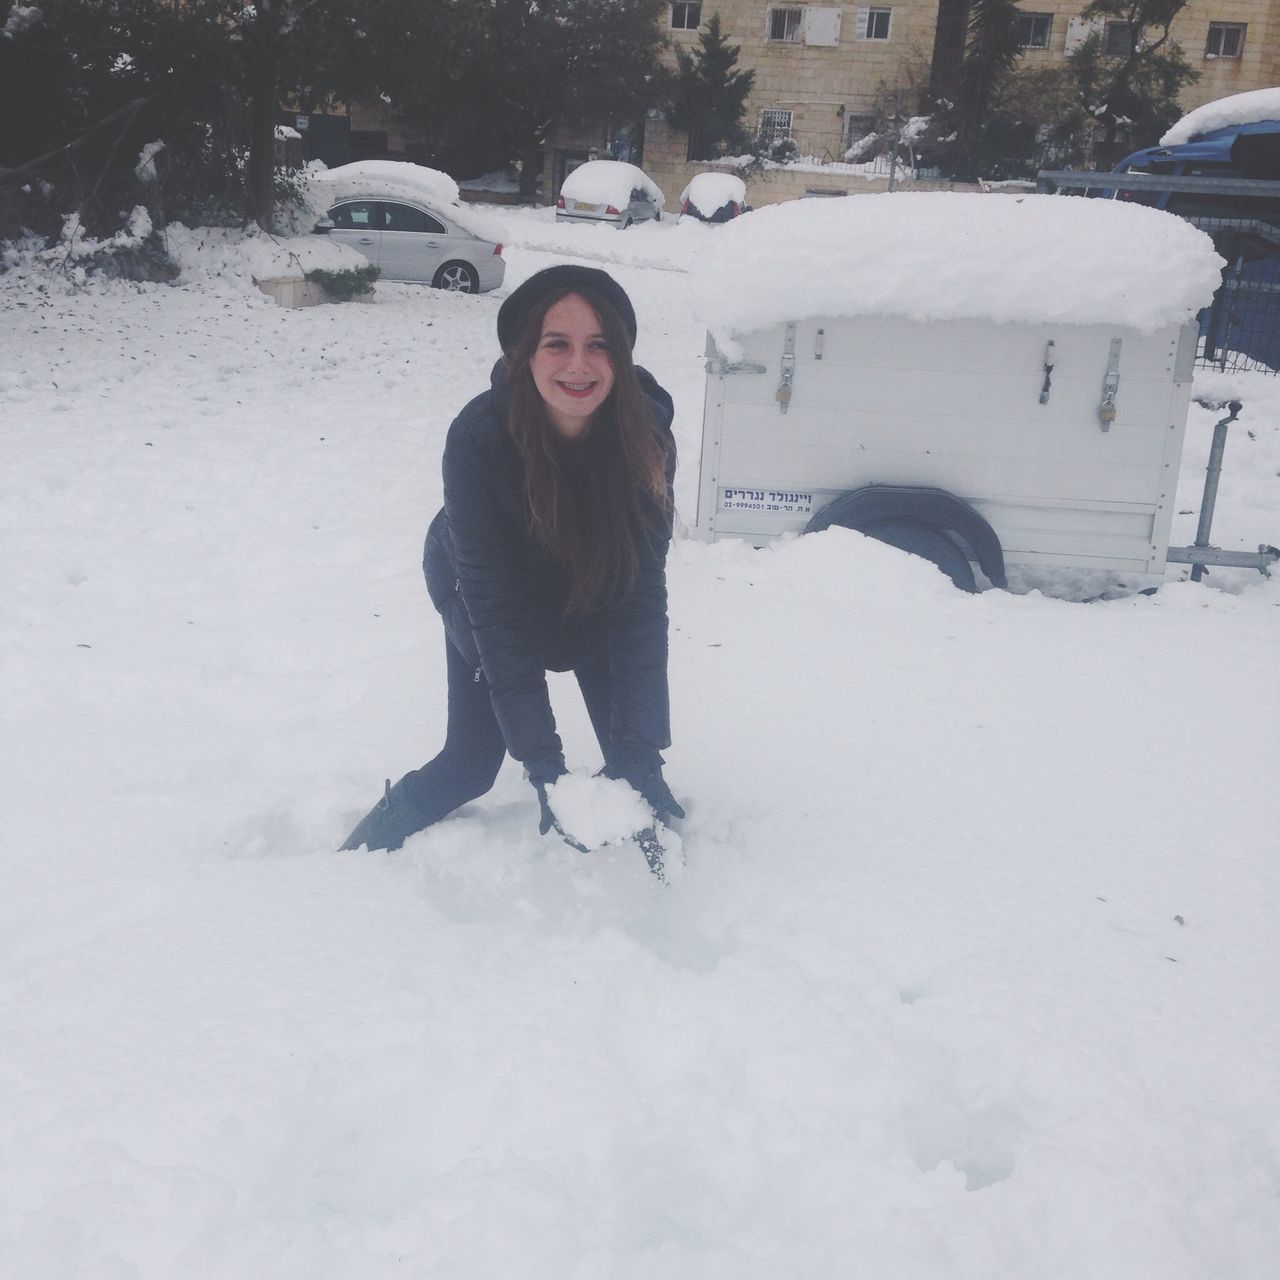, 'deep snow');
2,203,1279,1279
